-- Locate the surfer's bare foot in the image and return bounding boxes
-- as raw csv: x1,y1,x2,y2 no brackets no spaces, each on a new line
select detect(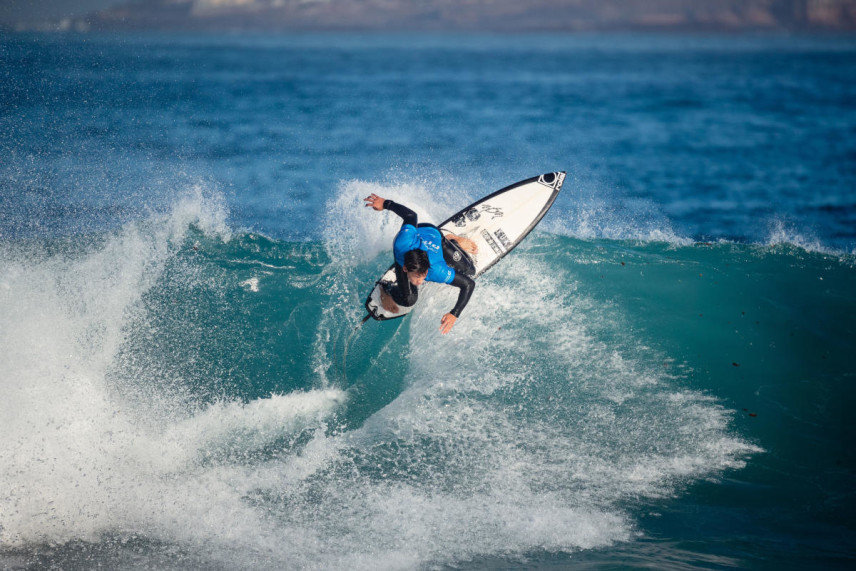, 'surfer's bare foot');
447,234,478,254
380,289,399,313
459,237,477,254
